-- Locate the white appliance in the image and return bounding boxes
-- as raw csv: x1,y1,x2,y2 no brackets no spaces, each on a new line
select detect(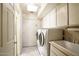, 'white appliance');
36,28,63,56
